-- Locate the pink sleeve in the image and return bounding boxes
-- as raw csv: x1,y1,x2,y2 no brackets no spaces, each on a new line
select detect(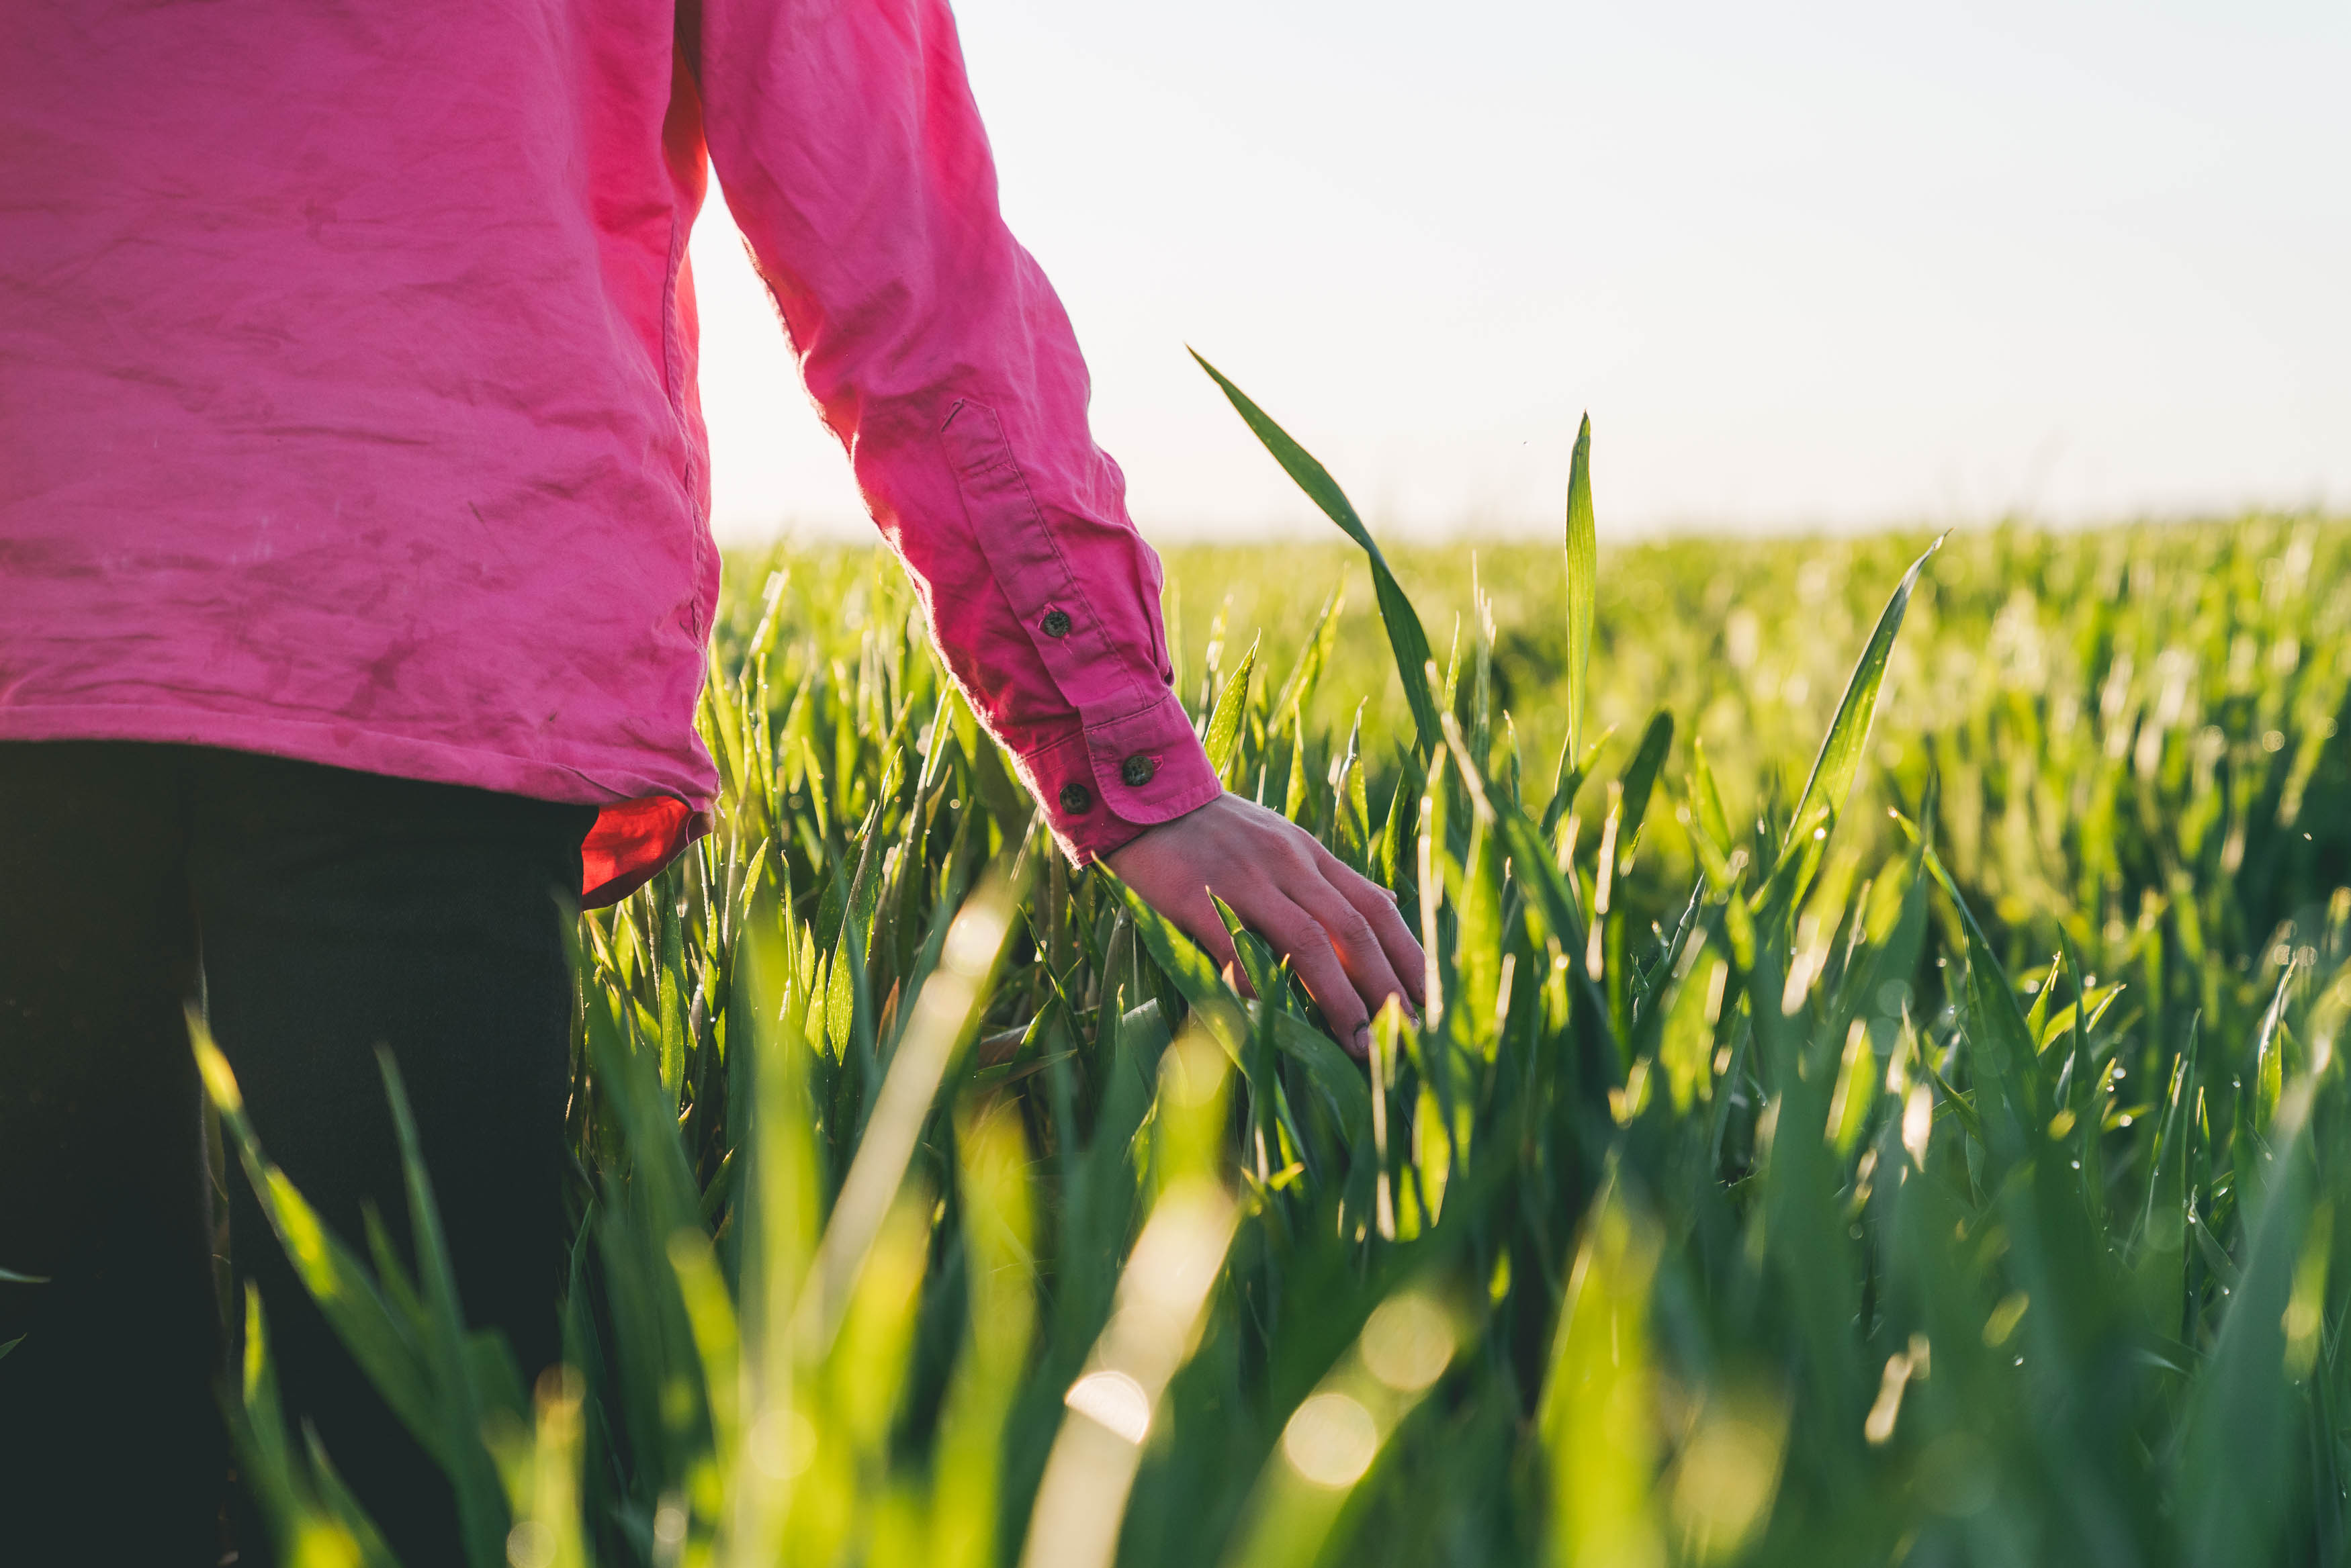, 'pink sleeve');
687,0,1221,863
